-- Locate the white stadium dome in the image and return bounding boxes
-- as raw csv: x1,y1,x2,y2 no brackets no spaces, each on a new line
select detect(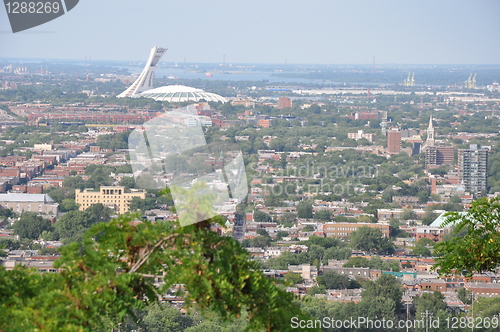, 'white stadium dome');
138,85,228,103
